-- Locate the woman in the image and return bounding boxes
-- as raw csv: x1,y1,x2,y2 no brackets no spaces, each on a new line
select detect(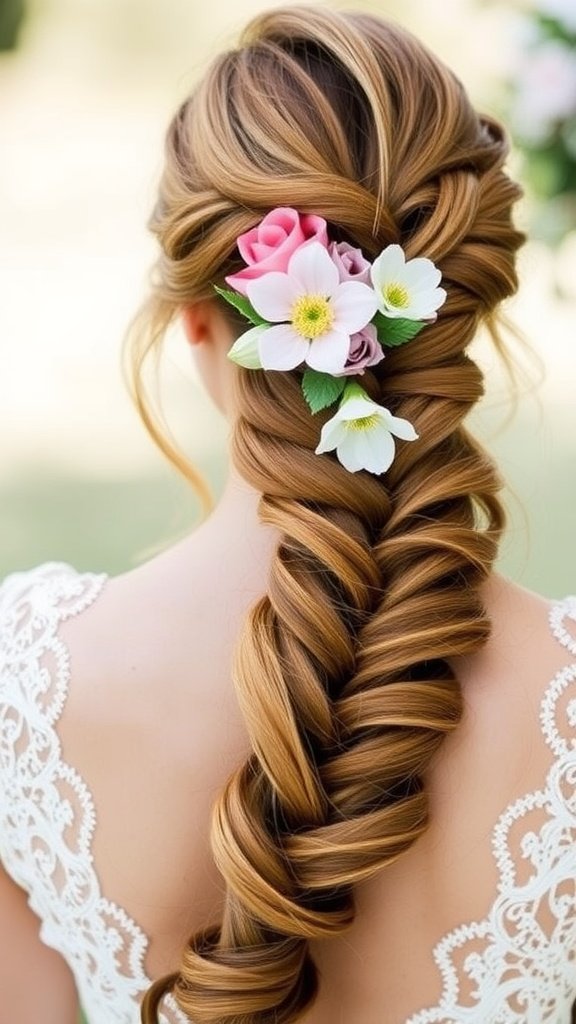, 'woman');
1,5,574,1023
